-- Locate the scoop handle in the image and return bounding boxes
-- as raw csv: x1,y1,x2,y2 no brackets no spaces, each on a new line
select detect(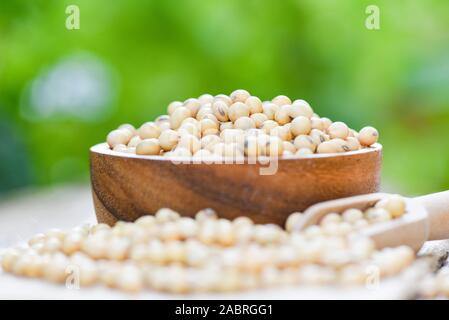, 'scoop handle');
416,190,449,240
